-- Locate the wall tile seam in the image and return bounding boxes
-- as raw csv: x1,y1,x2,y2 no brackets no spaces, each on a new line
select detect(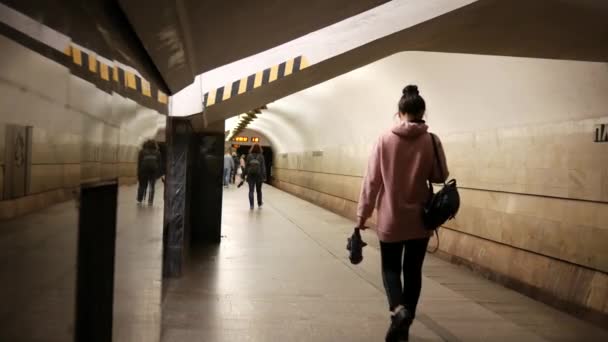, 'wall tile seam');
458,186,608,206
274,178,608,274
274,167,608,205
442,222,607,272
278,179,602,267
274,179,359,205
0,179,136,219
30,162,86,166
433,238,608,322
0,185,79,200
440,116,608,141
273,167,363,178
